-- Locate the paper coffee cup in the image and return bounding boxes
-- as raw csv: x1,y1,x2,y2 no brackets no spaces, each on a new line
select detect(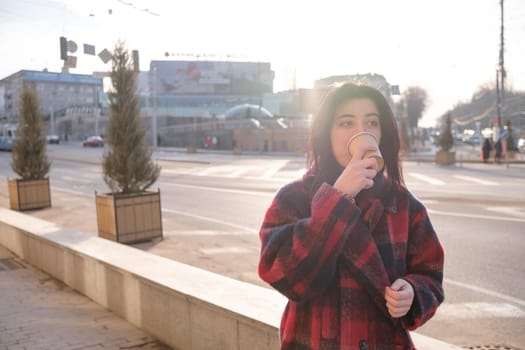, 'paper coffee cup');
346,132,384,170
